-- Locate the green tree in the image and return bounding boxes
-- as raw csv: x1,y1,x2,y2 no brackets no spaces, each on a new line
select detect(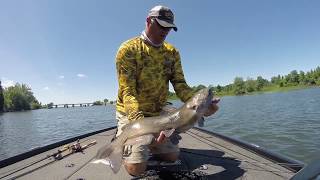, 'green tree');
298,71,306,85
93,100,103,106
271,75,281,85
7,89,30,110
103,99,109,104
305,72,315,85
0,81,4,112
315,66,320,79
223,84,233,94
3,83,41,111
233,77,245,95
215,85,222,92
312,67,320,85
192,84,207,92
256,76,268,90
316,78,320,85
245,78,256,93
31,101,42,109
288,70,299,85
